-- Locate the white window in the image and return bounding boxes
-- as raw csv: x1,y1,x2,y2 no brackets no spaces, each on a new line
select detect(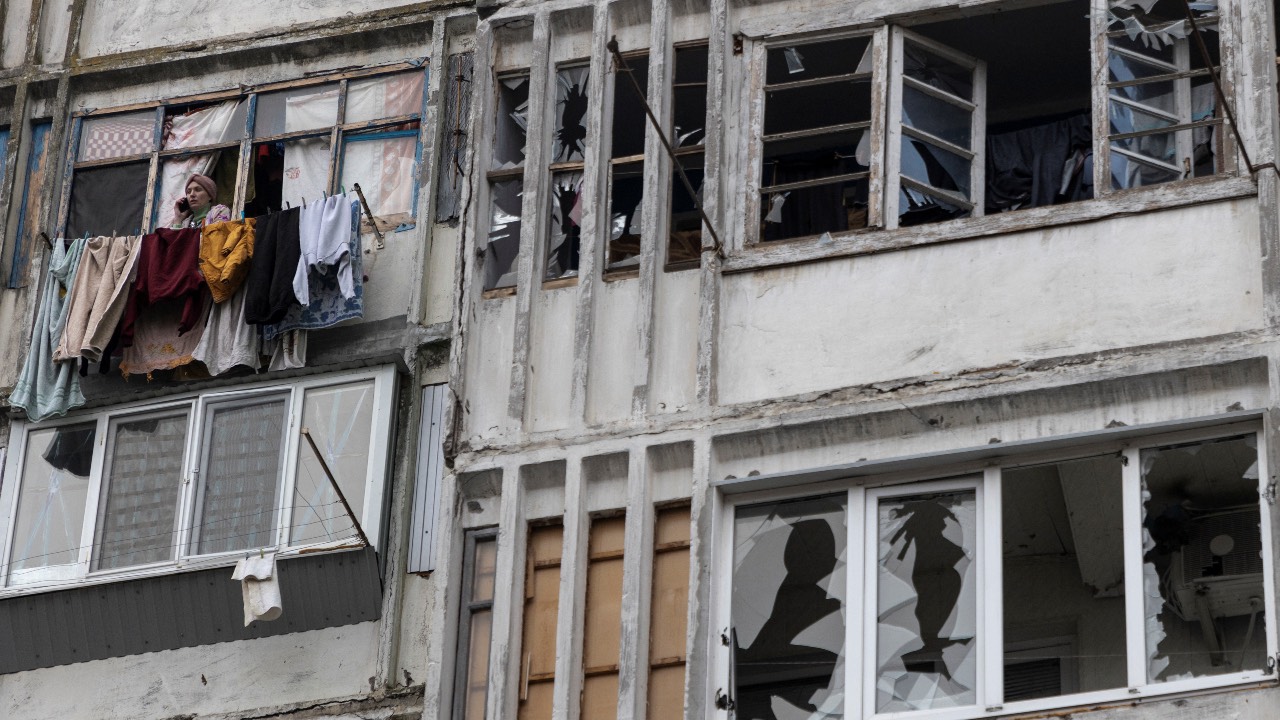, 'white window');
0,366,396,592
715,423,1275,719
